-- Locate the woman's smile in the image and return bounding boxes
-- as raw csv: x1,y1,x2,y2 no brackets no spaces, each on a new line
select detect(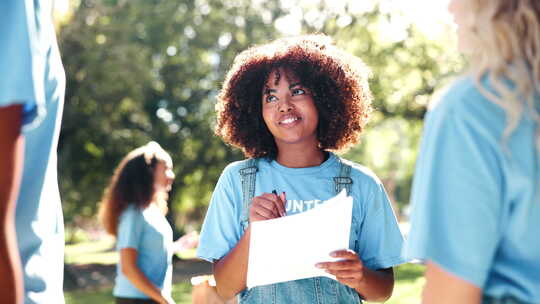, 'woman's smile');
278,114,301,126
